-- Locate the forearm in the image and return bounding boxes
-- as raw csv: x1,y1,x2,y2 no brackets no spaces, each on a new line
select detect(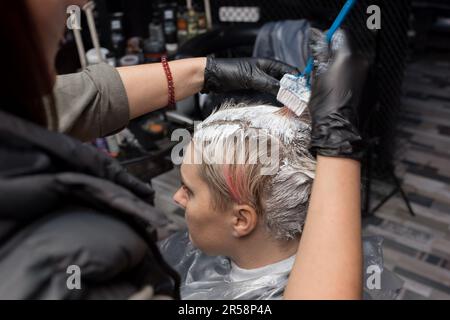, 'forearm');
117,57,207,119
284,156,362,299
